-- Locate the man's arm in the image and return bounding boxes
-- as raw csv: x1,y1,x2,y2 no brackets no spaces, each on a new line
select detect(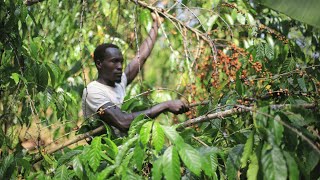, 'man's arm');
125,13,161,85
98,100,188,132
